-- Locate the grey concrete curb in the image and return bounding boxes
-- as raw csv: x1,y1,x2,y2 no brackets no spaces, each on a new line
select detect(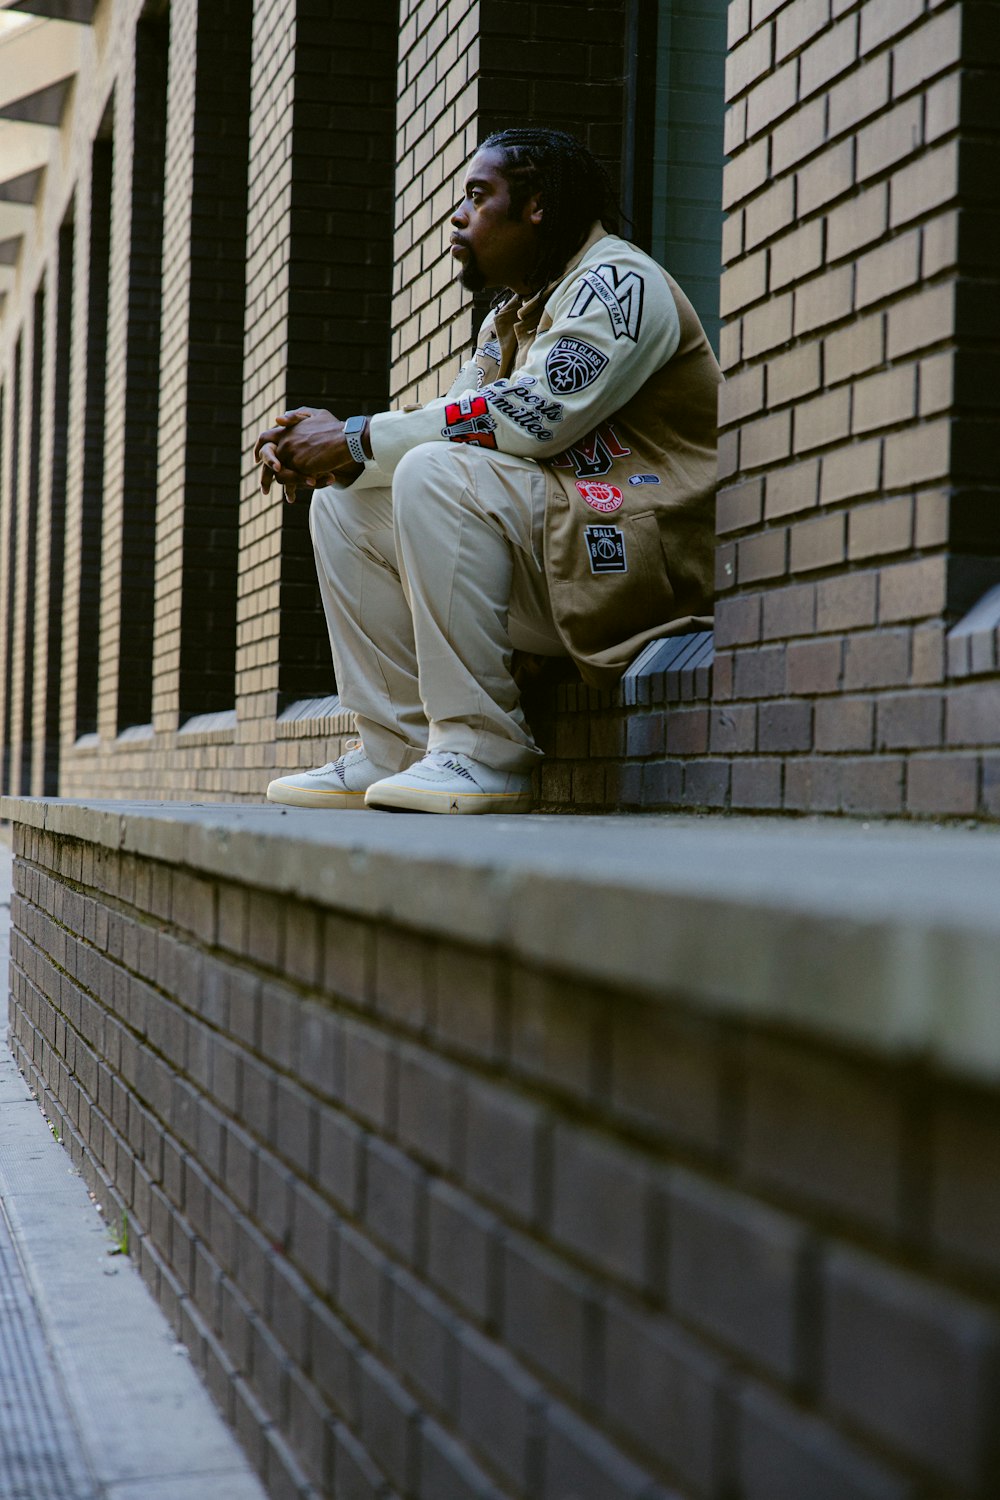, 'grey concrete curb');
4,797,1000,1083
